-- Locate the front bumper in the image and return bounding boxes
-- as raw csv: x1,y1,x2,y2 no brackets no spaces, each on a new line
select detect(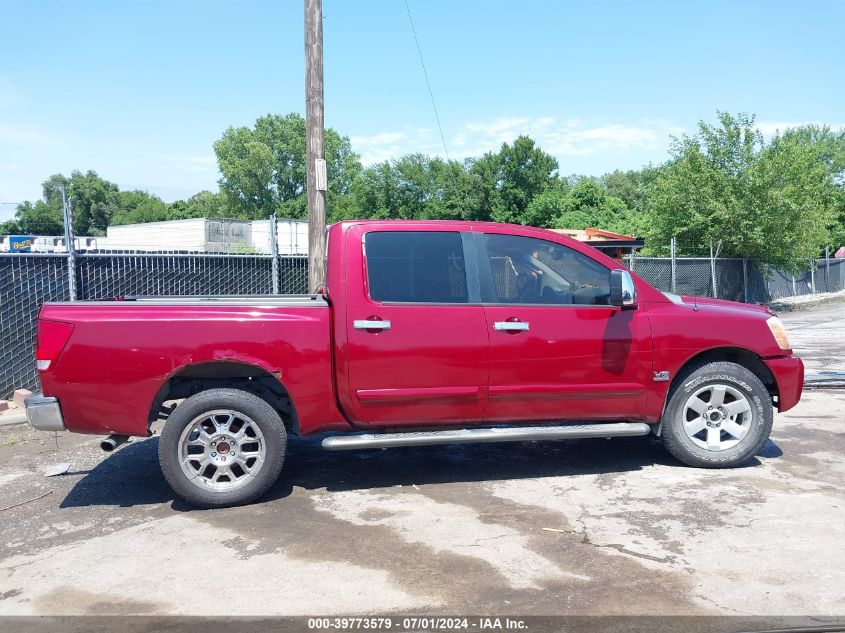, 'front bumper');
764,356,804,413
25,394,66,432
